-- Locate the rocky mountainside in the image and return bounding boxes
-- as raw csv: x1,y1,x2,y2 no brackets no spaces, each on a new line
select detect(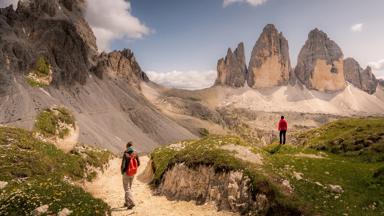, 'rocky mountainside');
0,0,196,153
344,58,378,94
0,0,97,87
247,24,292,88
214,43,247,87
379,79,384,87
295,29,346,92
92,49,149,88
